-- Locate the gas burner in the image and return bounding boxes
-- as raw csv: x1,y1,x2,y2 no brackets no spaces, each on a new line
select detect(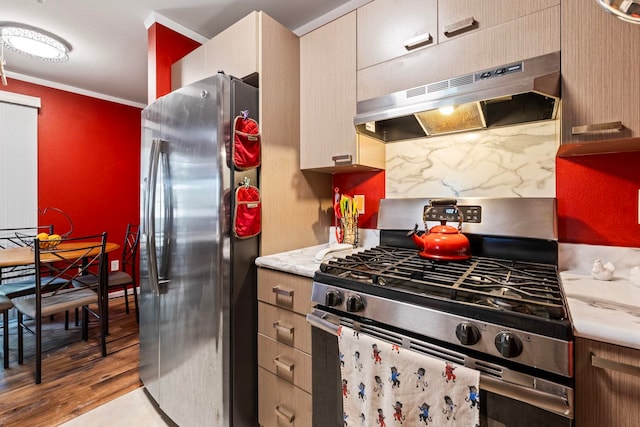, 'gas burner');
347,270,371,281
486,287,524,311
